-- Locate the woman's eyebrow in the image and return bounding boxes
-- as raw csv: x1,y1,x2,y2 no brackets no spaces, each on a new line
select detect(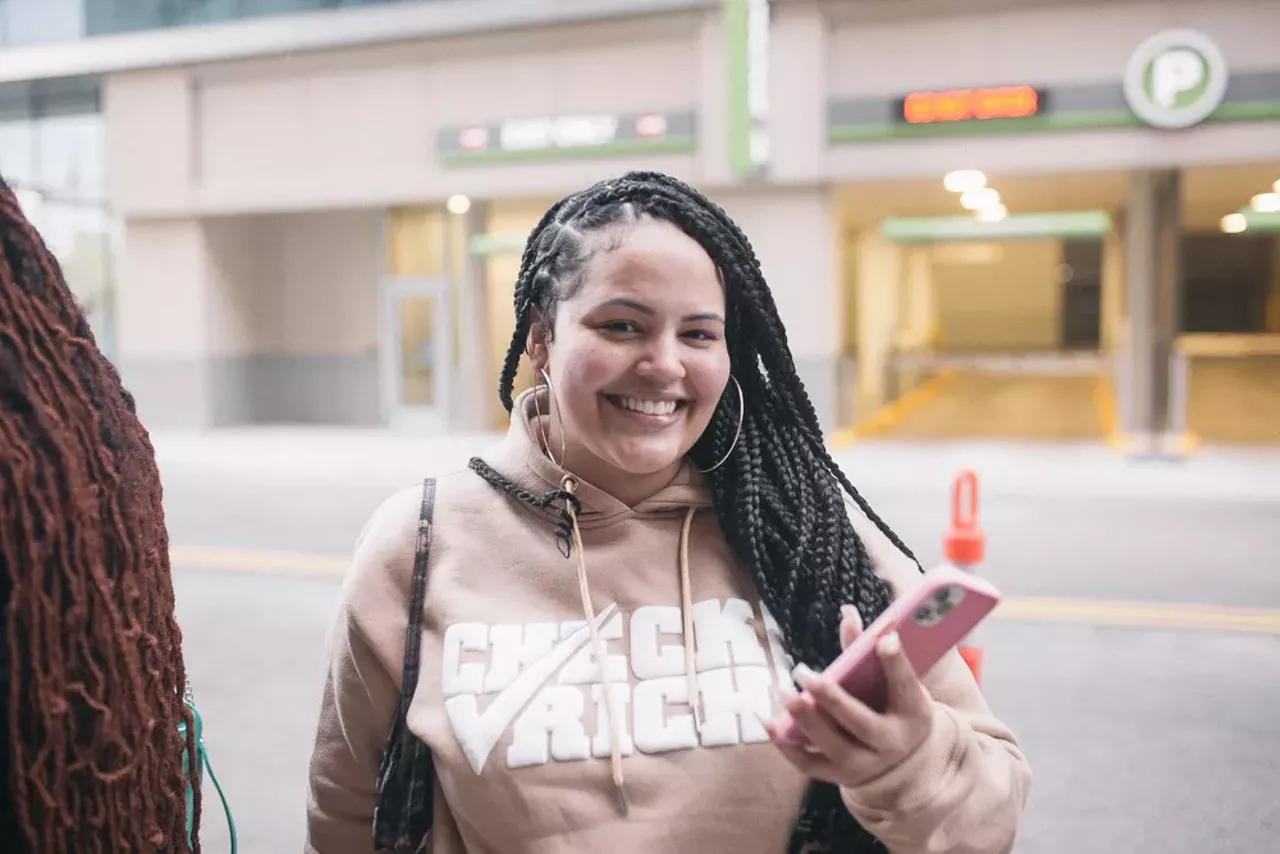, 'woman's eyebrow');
596,298,725,324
